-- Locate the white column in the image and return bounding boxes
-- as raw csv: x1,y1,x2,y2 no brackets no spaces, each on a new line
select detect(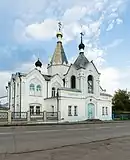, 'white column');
27,111,30,122
15,82,17,112
8,110,12,123
43,111,47,122
80,72,85,95
58,111,61,121
65,77,69,88
10,82,13,112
